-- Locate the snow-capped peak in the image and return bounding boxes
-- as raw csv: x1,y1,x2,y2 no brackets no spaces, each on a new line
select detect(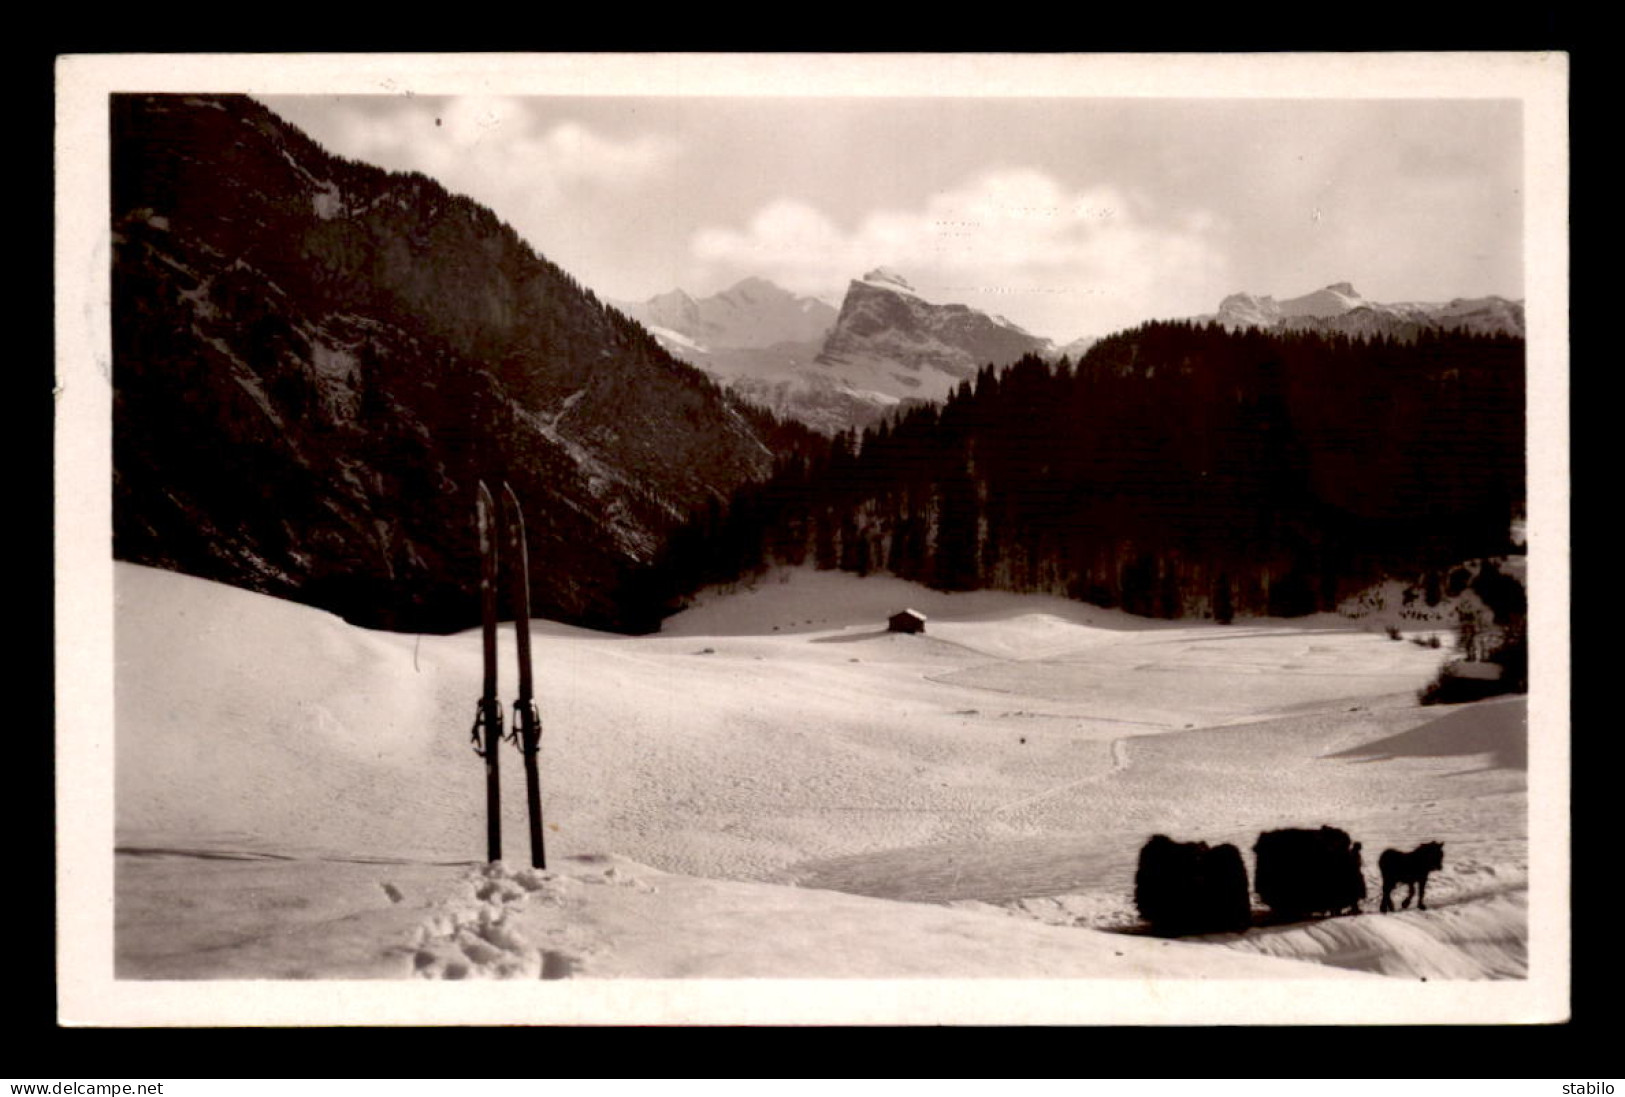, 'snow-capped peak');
991,313,1032,335
719,276,789,304
1274,283,1367,318
861,267,919,296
